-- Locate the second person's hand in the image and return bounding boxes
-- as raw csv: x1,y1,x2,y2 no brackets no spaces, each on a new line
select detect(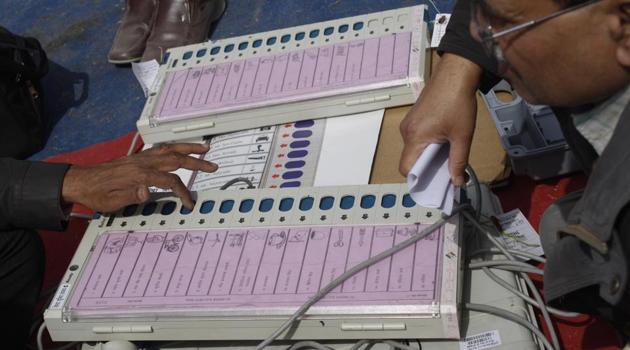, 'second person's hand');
399,53,483,186
61,143,218,213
